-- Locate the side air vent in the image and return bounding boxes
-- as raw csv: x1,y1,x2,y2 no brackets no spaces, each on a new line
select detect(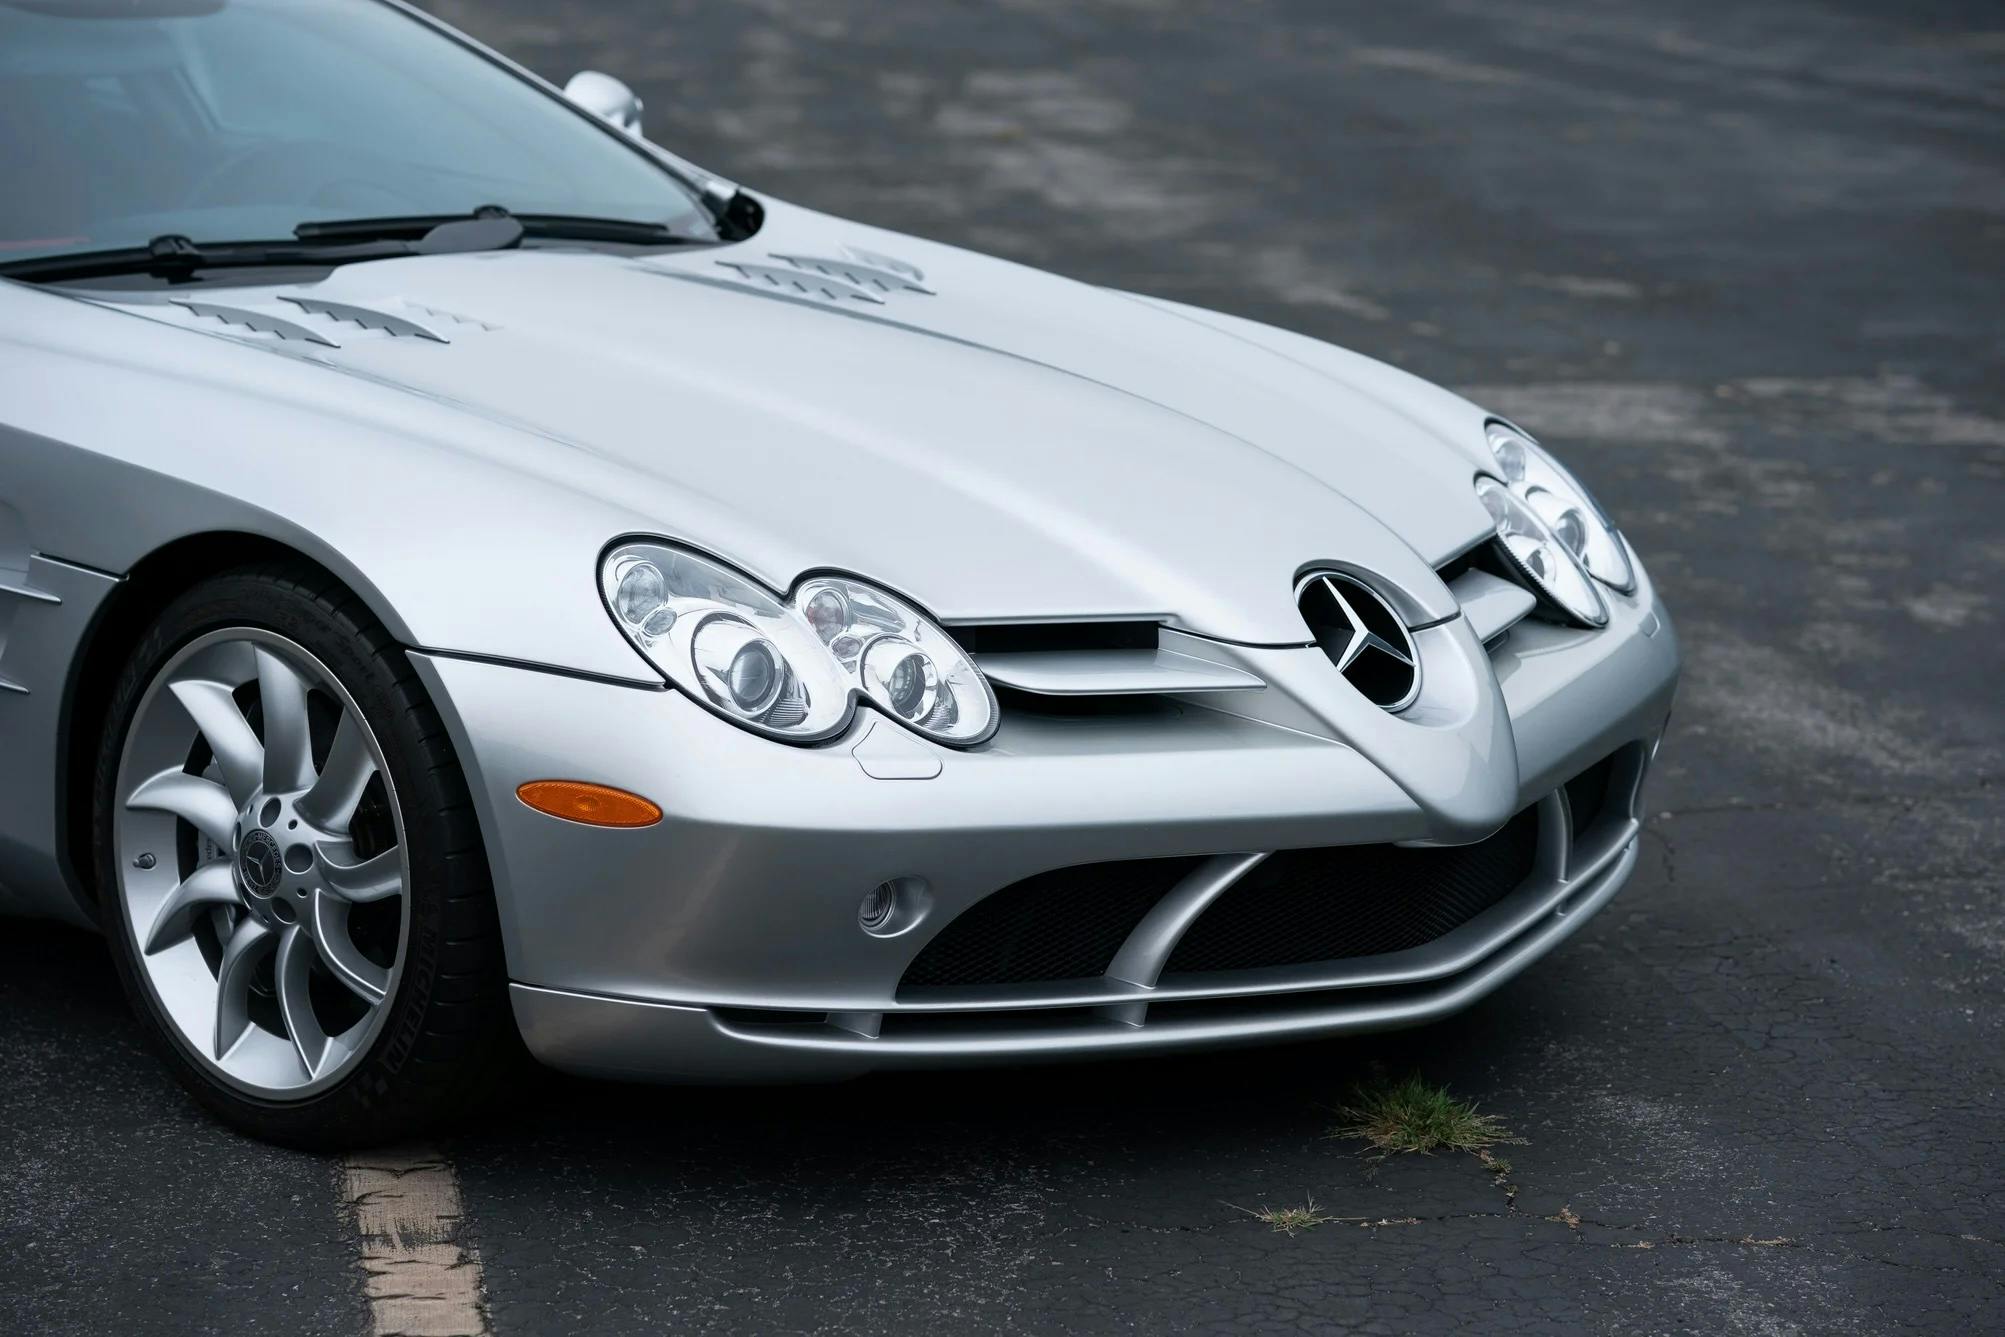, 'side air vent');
950,621,1262,699
1447,567,1536,648
1297,571,1420,711
949,622,1158,655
